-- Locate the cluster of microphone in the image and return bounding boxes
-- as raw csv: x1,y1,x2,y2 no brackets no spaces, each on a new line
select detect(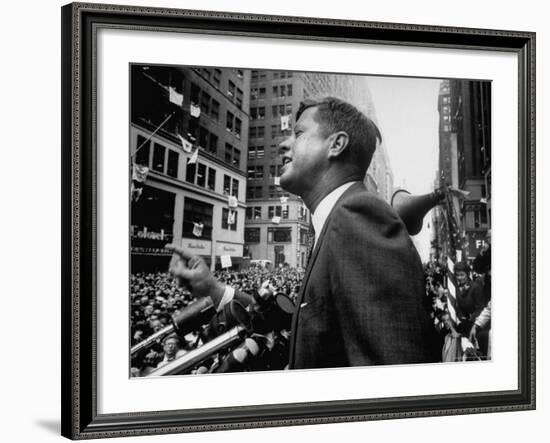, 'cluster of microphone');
131,280,295,376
